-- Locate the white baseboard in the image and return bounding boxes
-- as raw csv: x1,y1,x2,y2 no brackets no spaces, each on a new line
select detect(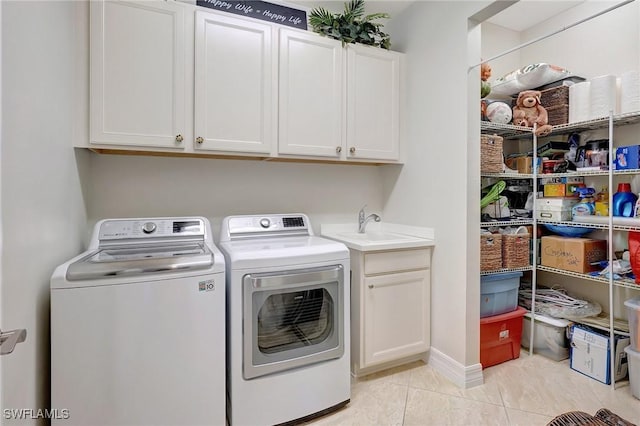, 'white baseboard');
428,347,484,389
